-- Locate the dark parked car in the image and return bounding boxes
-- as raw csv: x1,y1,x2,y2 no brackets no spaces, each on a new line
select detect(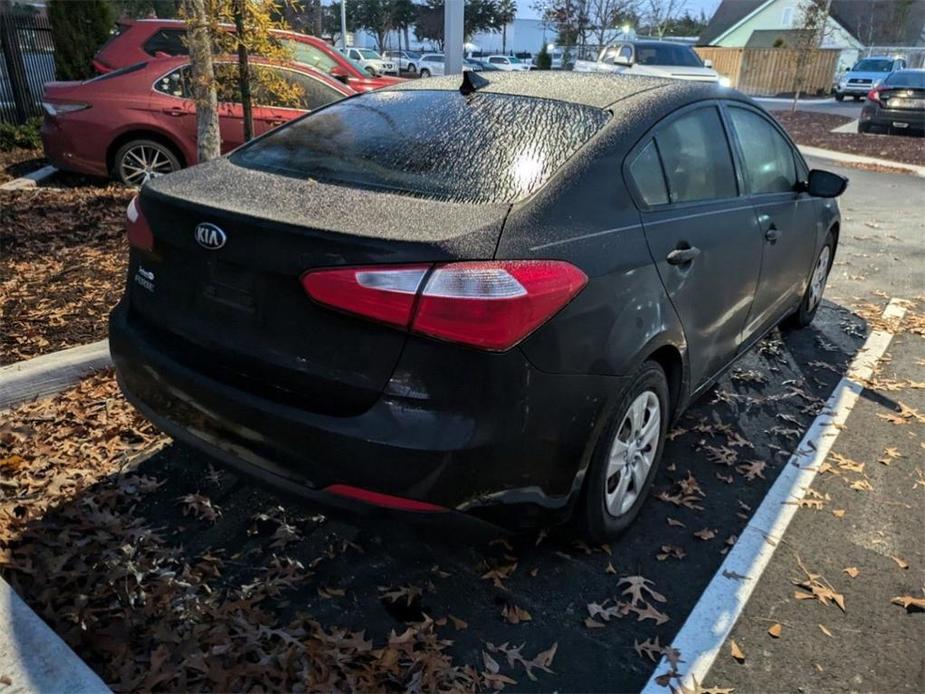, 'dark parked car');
859,69,925,135
111,73,846,539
